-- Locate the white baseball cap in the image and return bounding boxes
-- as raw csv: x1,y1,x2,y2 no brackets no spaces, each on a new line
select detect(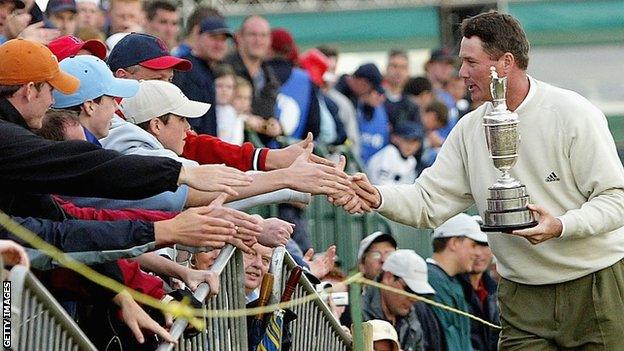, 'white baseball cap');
119,80,211,125
432,213,488,244
357,231,397,262
382,250,435,295
364,319,400,351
